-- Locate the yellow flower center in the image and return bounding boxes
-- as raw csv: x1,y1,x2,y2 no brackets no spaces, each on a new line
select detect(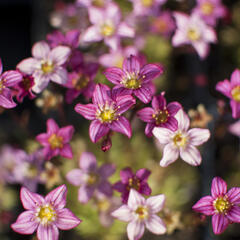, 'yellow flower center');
48,134,63,149
214,197,231,214
152,110,169,125
135,206,148,219
173,132,187,147
201,2,214,15
97,199,111,211
0,81,4,93
87,173,99,185
141,0,153,7
37,205,56,224
72,74,89,90
122,73,143,90
128,177,140,191
187,28,201,41
101,23,115,37
92,0,104,7
41,62,54,74
97,105,117,123
231,86,240,102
